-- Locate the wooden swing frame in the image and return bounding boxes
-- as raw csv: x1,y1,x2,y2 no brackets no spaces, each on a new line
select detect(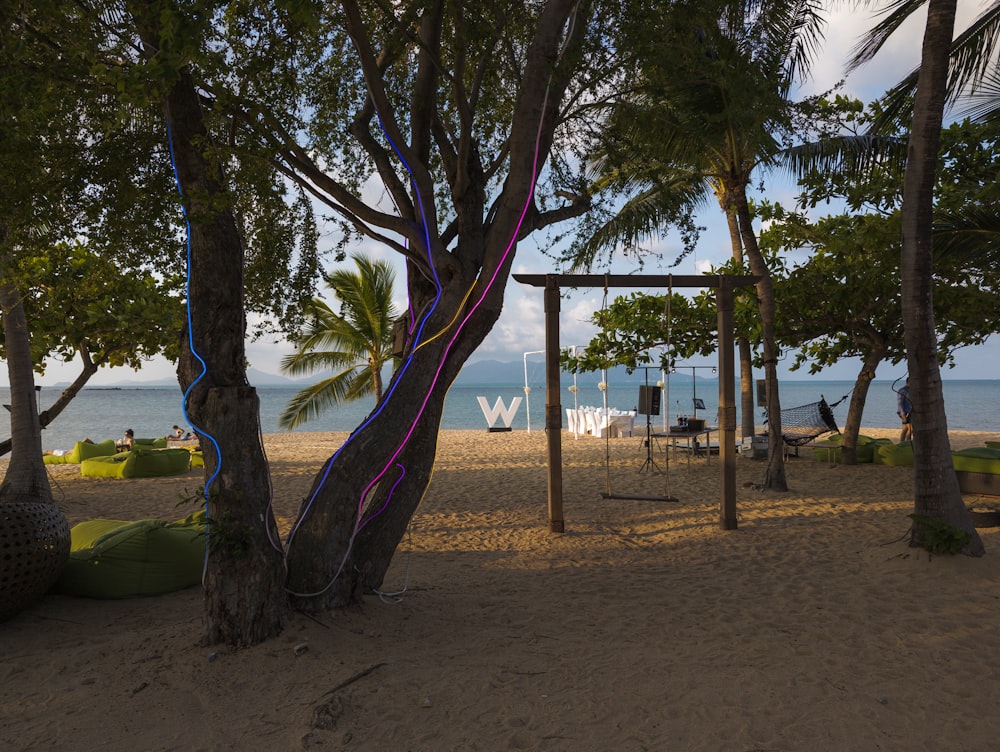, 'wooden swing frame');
513,273,757,533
